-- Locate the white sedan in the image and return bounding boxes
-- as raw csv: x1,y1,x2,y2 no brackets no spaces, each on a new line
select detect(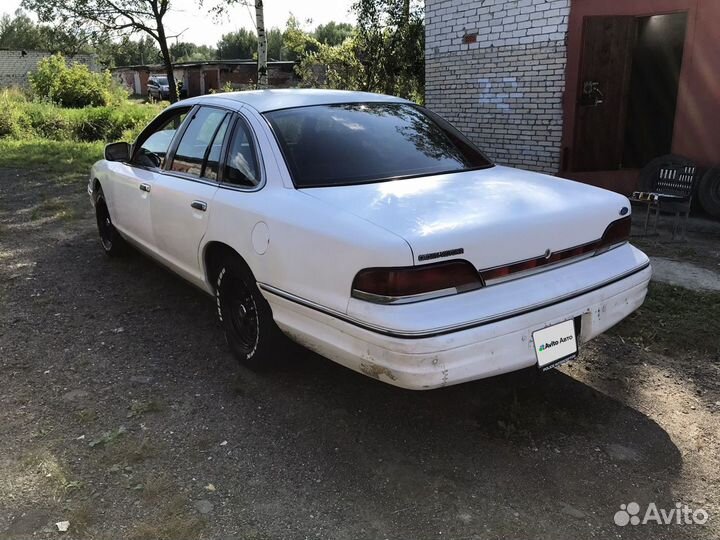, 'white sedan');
89,89,651,389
